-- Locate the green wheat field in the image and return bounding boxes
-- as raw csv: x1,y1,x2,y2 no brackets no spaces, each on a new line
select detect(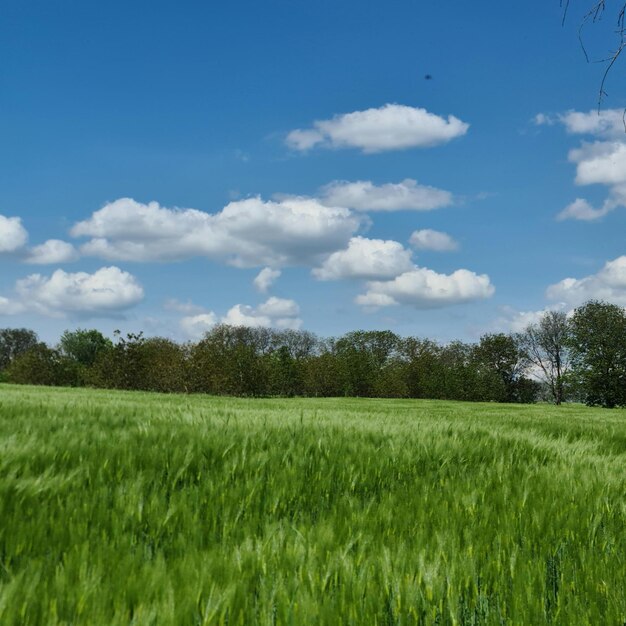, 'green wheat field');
0,384,624,625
